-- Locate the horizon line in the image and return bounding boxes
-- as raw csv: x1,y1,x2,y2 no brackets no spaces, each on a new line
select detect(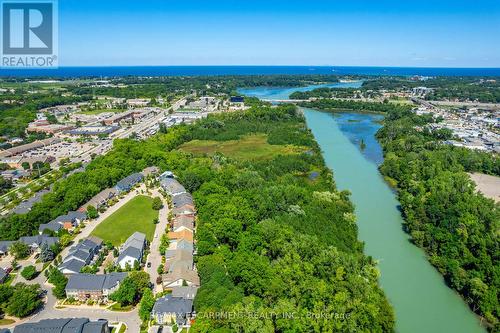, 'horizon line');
41,65,500,69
